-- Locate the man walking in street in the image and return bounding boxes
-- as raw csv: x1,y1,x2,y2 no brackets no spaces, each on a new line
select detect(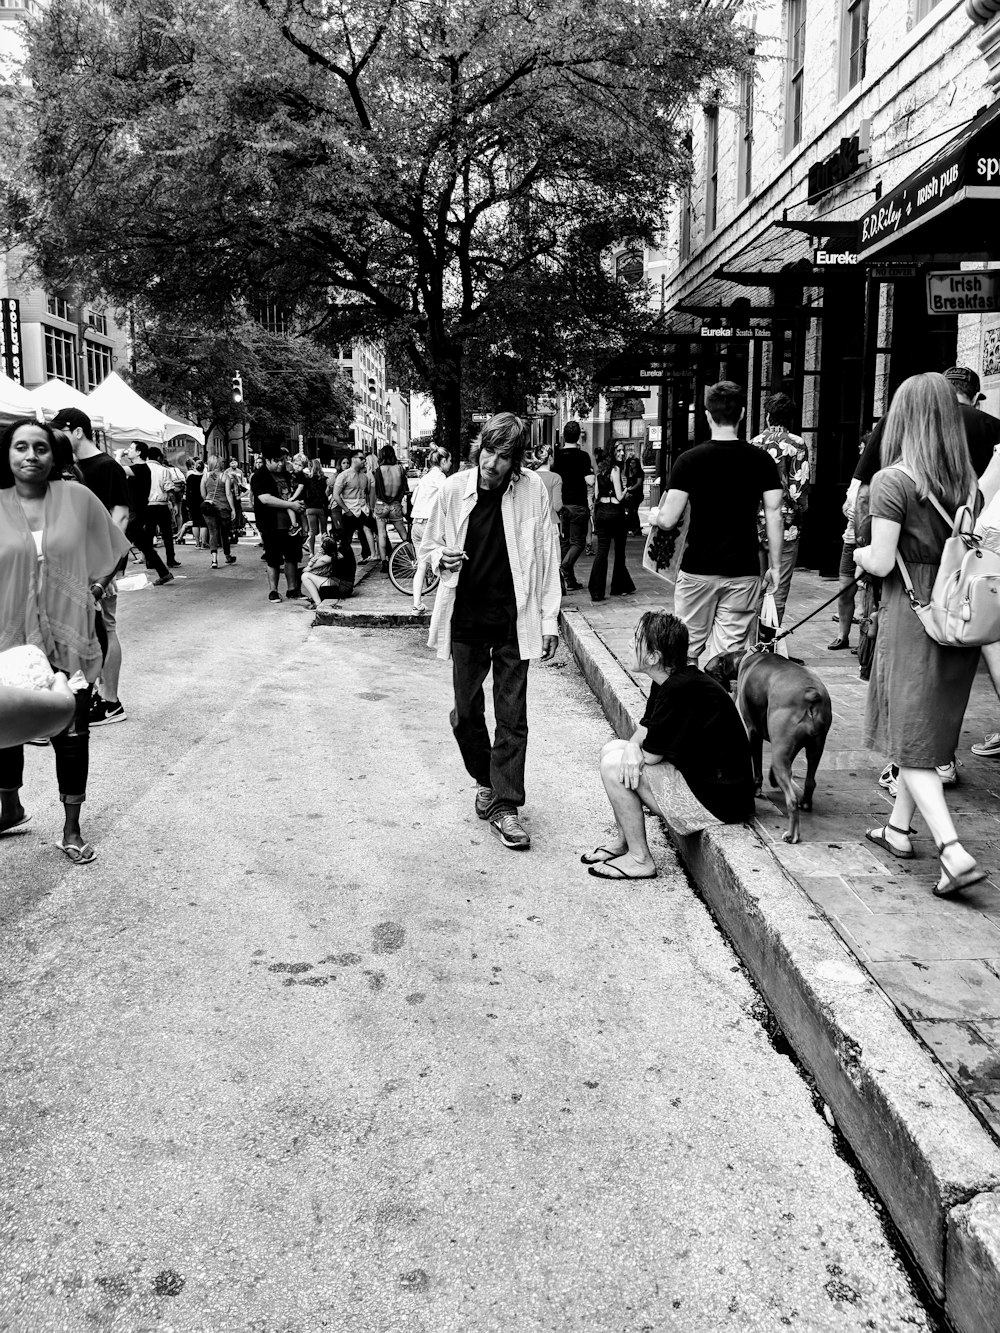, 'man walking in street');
944,366,1000,477
51,408,131,725
651,381,784,662
551,420,593,593
123,443,173,586
330,450,376,562
749,392,810,623
251,447,305,602
420,413,561,851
